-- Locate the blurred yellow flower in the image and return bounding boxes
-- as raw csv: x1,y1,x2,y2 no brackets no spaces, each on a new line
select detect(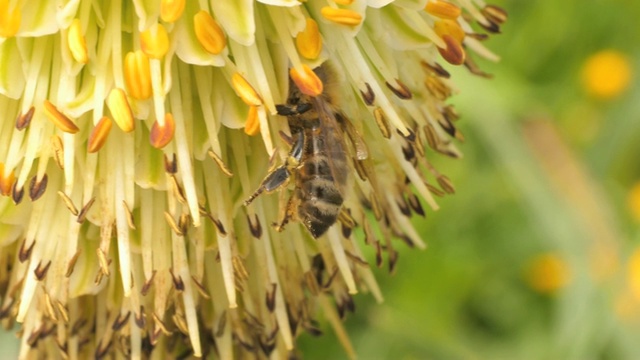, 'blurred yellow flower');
581,50,632,99
627,182,640,222
525,253,571,294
